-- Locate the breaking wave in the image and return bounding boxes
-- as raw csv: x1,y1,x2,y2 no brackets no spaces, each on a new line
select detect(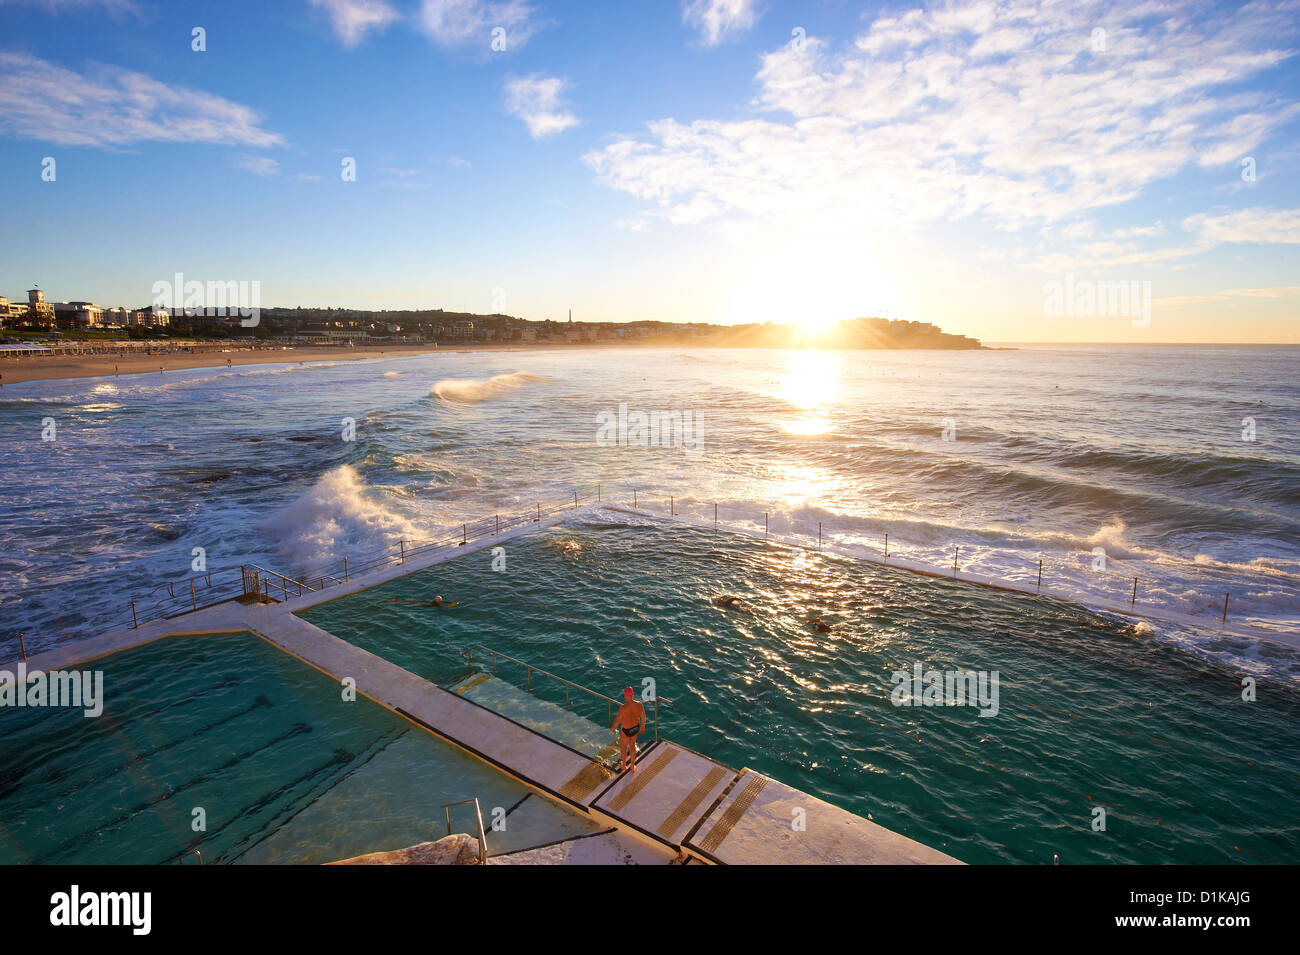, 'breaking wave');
430,372,548,402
